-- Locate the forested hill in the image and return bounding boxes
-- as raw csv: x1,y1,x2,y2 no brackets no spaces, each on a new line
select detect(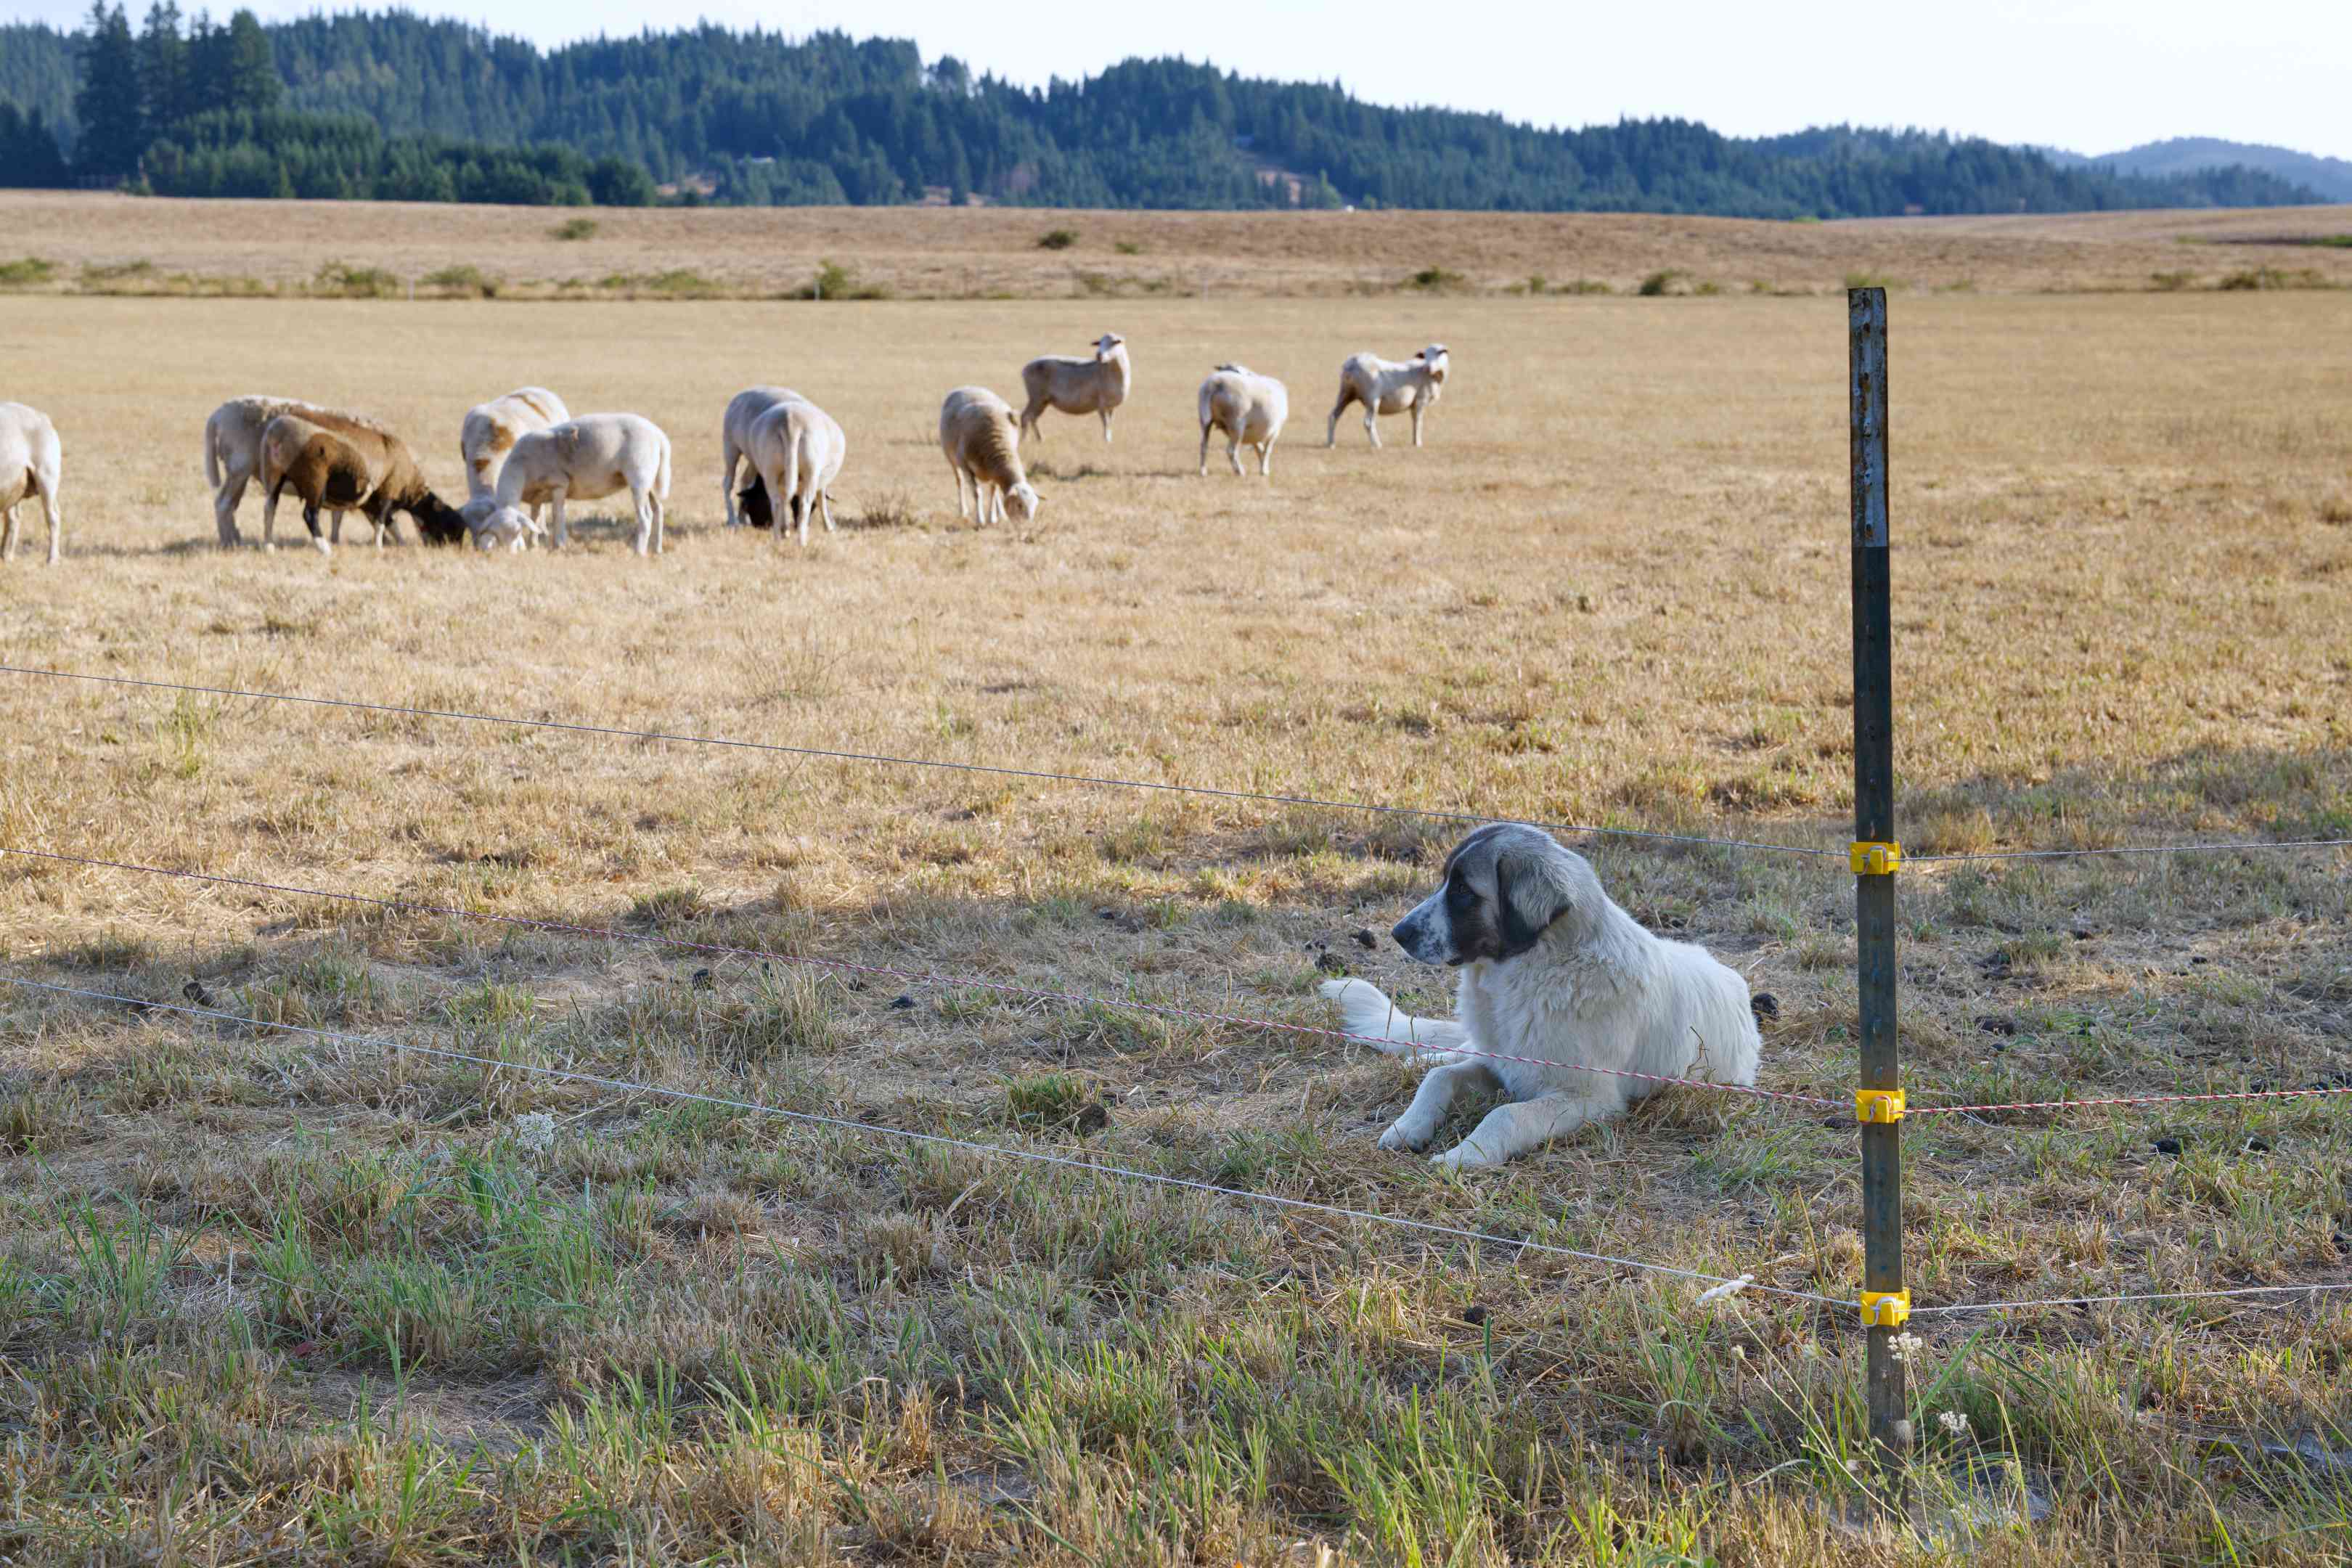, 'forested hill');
0,11,2326,214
